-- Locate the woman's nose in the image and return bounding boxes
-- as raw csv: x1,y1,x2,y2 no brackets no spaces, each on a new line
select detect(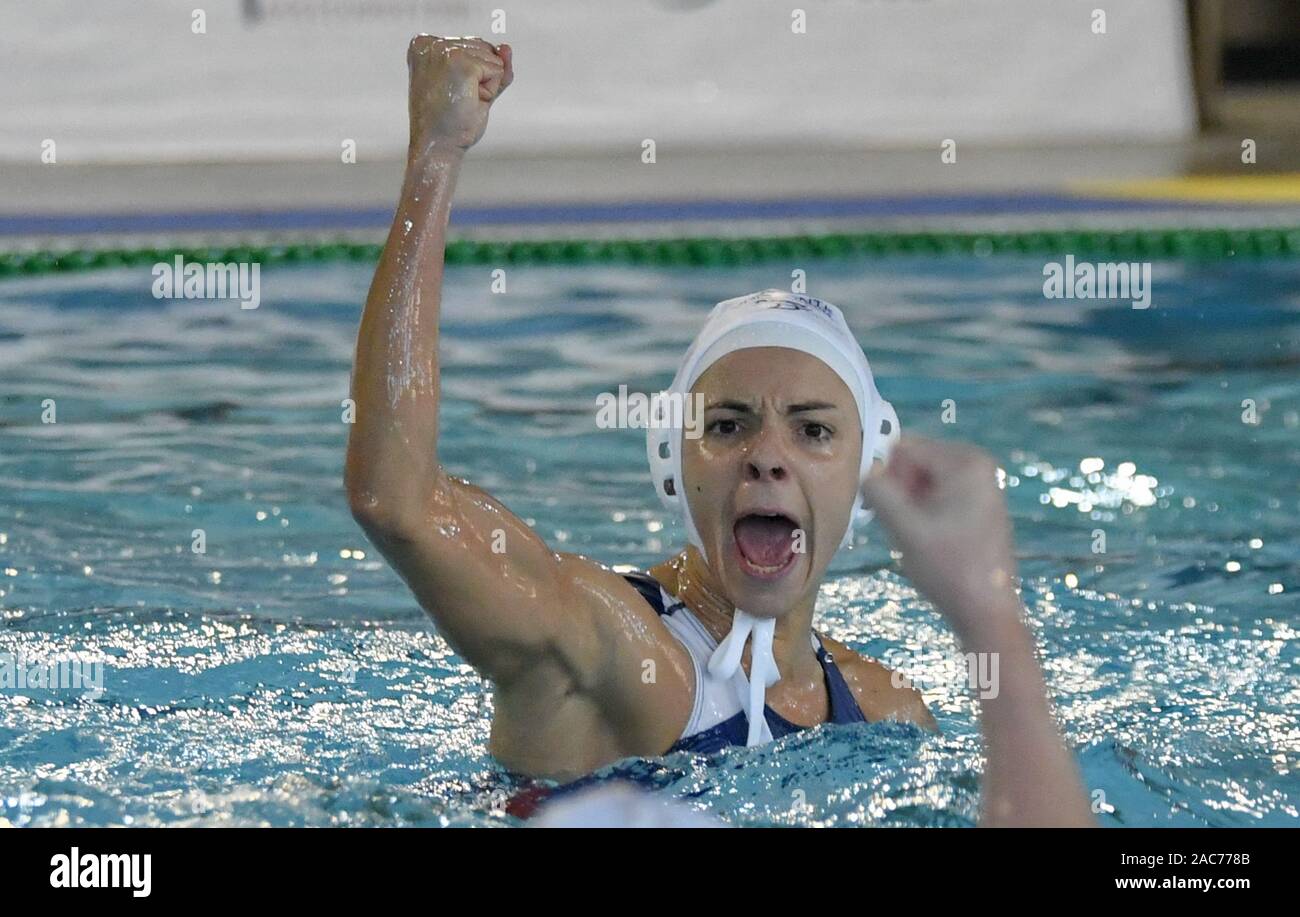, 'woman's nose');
745,459,787,482
744,431,788,482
